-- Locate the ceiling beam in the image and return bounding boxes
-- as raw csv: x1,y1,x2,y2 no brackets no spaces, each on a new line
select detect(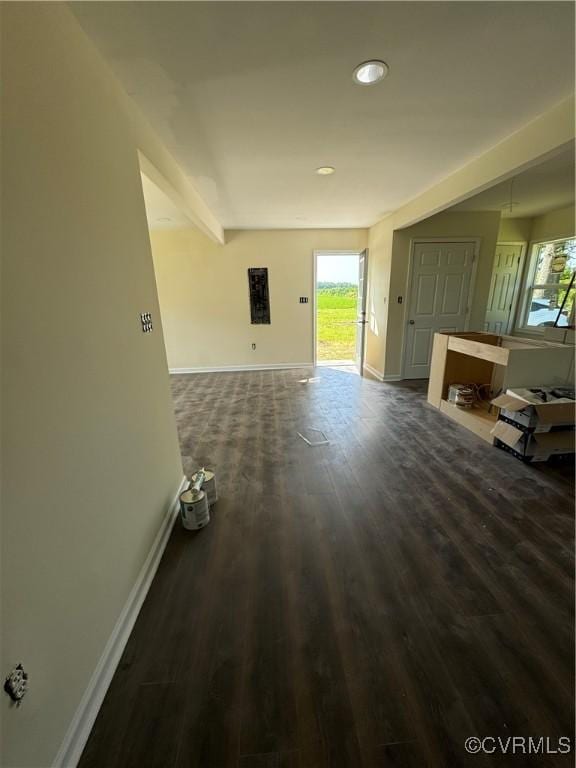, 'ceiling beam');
390,95,575,231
